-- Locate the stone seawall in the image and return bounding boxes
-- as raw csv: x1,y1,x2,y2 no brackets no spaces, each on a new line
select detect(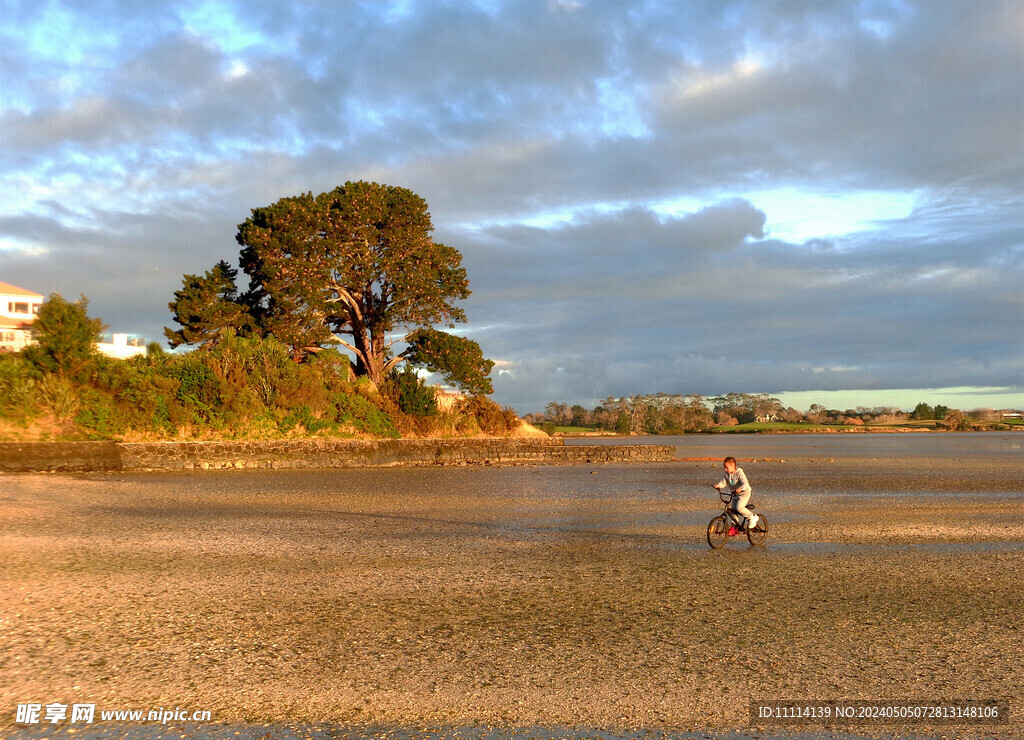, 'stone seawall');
0,438,675,472
0,442,123,472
